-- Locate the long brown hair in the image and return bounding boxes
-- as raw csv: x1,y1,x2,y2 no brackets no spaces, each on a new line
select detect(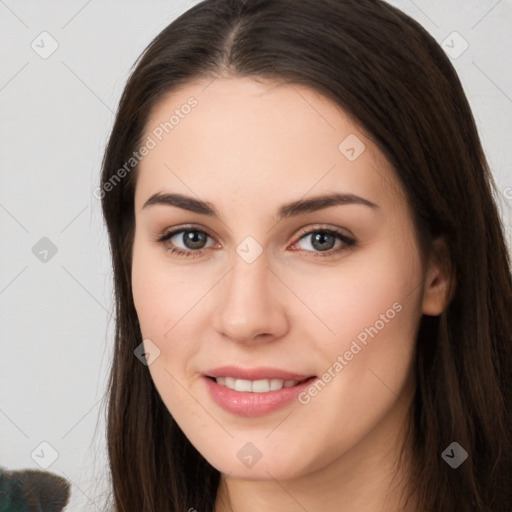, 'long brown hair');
99,0,512,510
